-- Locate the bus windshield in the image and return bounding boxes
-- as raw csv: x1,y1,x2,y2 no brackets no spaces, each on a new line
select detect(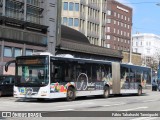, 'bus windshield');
15,56,49,87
